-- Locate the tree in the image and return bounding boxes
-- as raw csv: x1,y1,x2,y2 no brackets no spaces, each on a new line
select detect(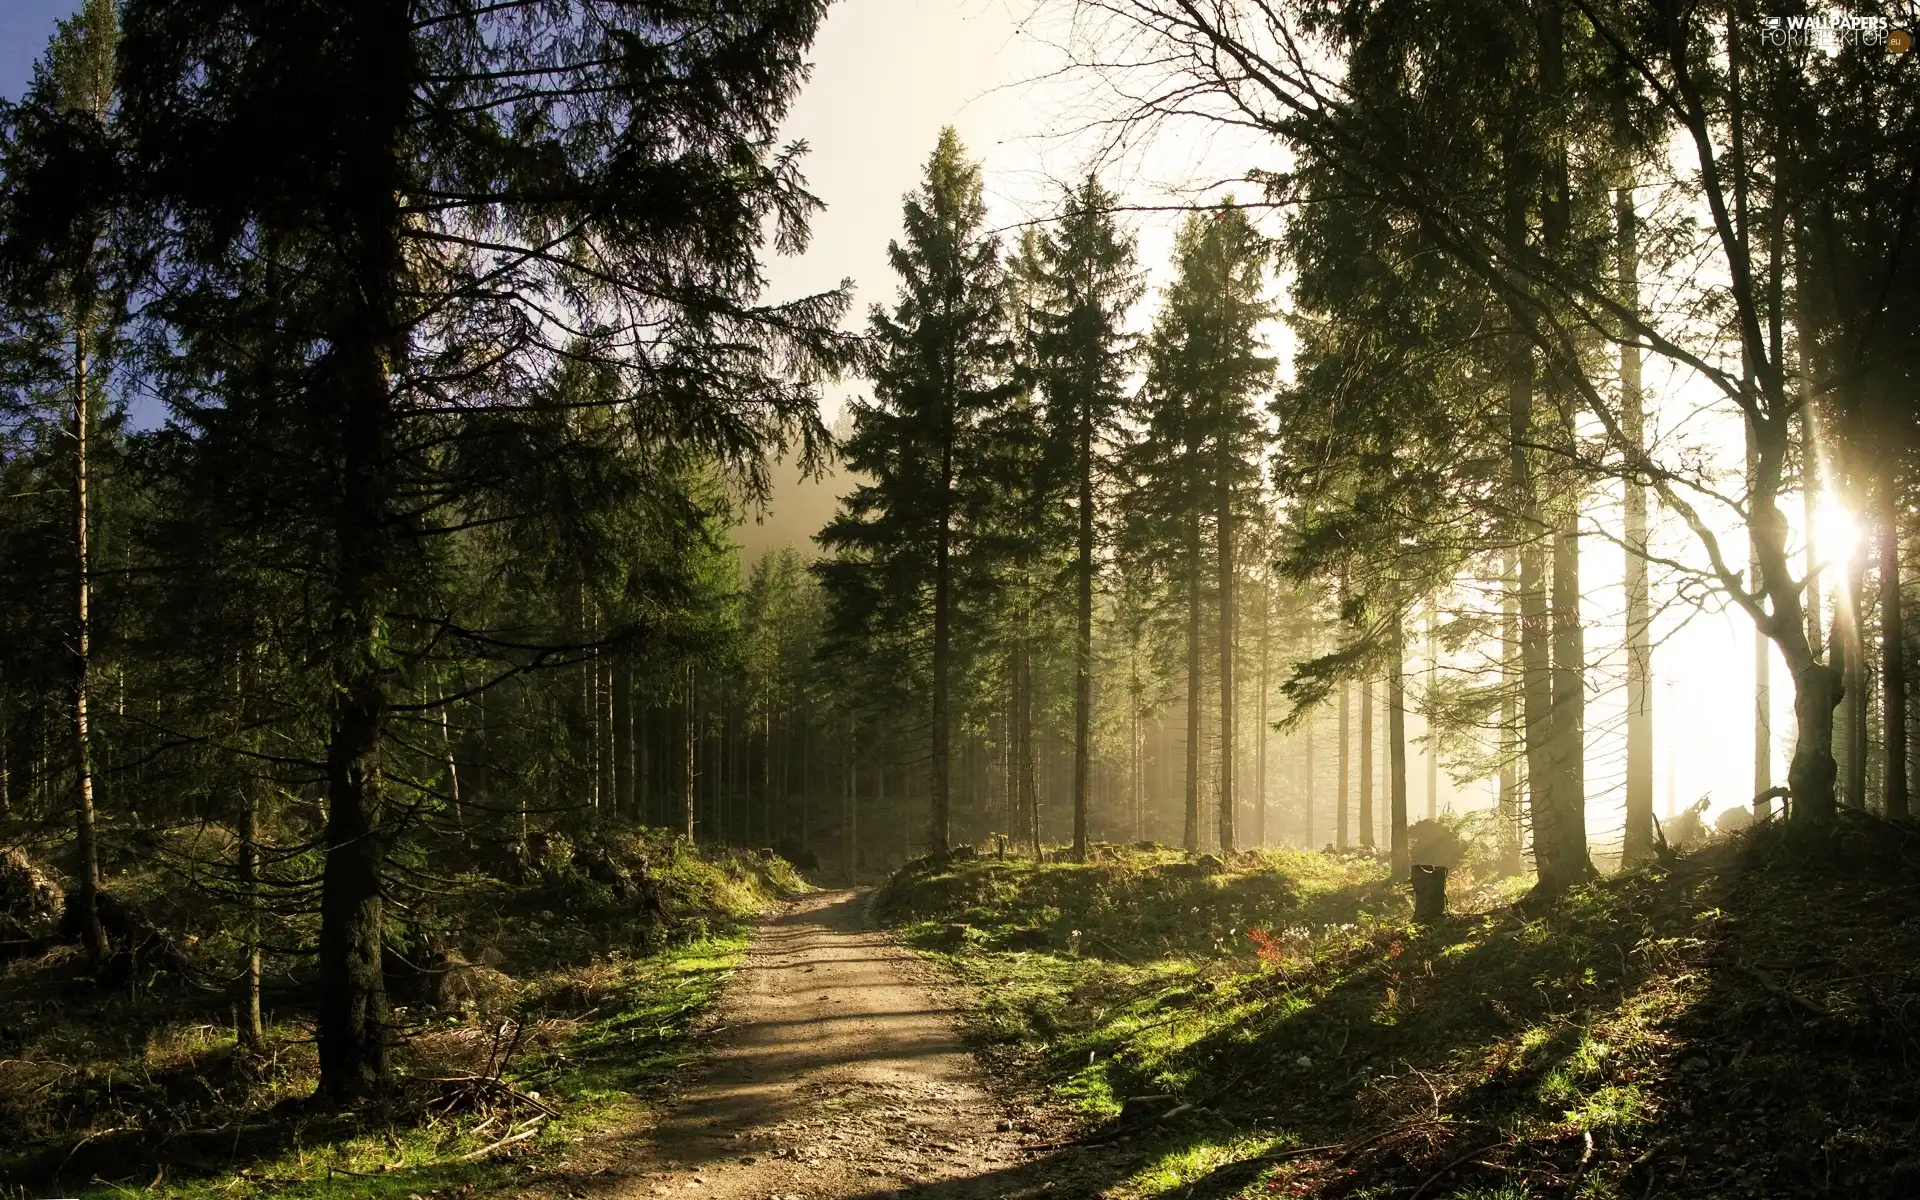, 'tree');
818,127,1008,857
117,0,848,1101
1061,0,1916,832
1129,206,1272,852
1024,176,1141,862
0,0,124,967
